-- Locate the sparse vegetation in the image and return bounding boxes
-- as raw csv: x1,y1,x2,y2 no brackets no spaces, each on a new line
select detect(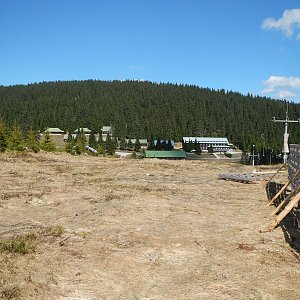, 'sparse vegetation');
0,225,64,255
224,152,232,158
46,225,64,237
0,152,299,299
0,235,36,254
